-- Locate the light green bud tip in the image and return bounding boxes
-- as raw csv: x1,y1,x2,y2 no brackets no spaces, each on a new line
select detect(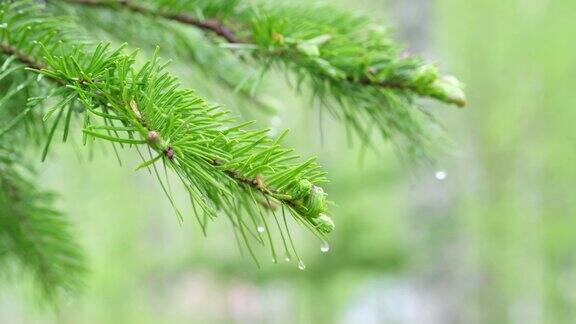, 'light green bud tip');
305,185,326,218
412,65,439,86
312,214,335,234
429,75,466,107
290,180,328,219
